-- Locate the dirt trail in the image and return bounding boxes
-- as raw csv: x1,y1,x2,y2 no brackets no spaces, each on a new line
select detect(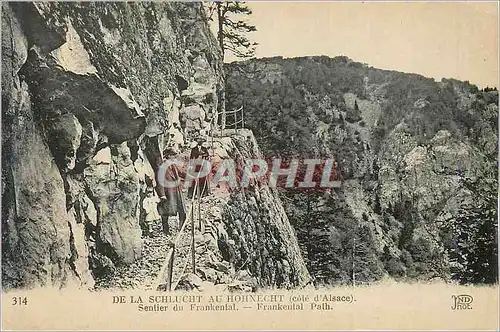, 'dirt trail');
94,190,232,291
